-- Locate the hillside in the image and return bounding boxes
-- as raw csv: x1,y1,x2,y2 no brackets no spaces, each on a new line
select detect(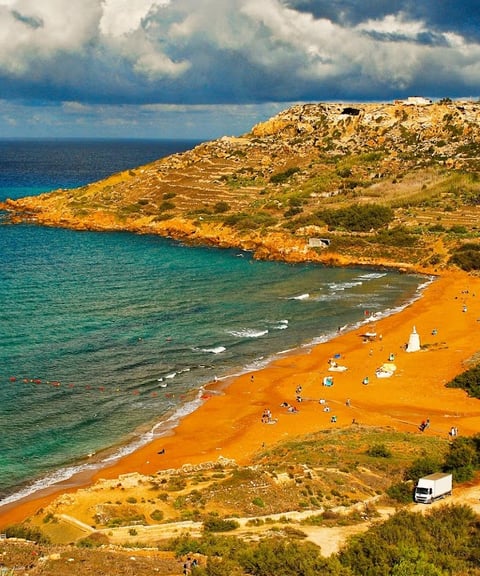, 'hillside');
3,99,480,272
4,426,480,575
